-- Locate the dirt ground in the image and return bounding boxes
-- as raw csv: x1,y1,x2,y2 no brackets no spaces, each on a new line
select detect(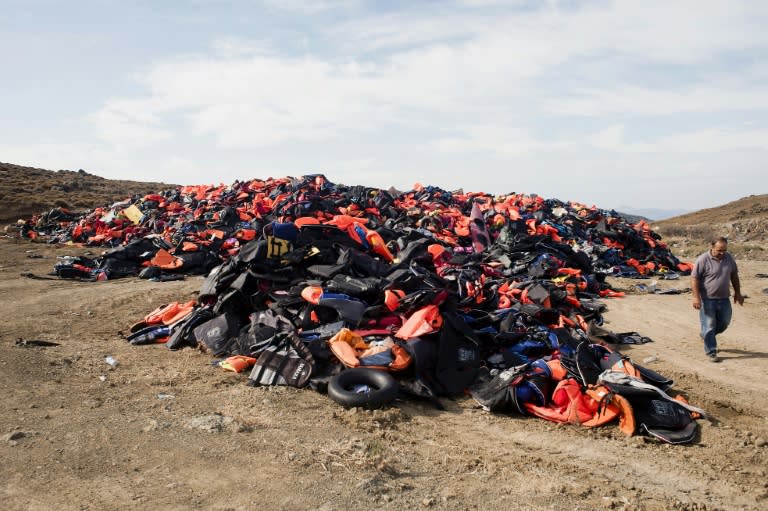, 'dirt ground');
1,238,767,511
